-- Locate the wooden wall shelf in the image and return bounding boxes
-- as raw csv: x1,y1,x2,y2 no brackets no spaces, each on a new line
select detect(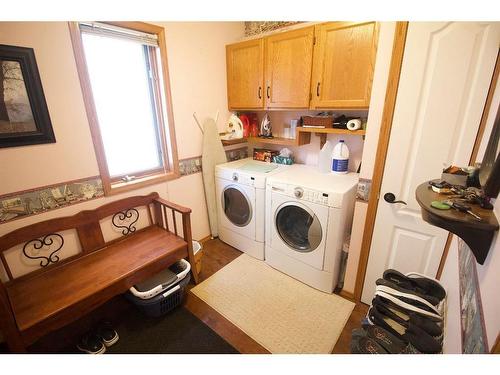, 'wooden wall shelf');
248,136,298,146
297,127,366,148
415,181,499,264
221,127,366,148
221,137,248,146
246,130,312,147
297,127,366,136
